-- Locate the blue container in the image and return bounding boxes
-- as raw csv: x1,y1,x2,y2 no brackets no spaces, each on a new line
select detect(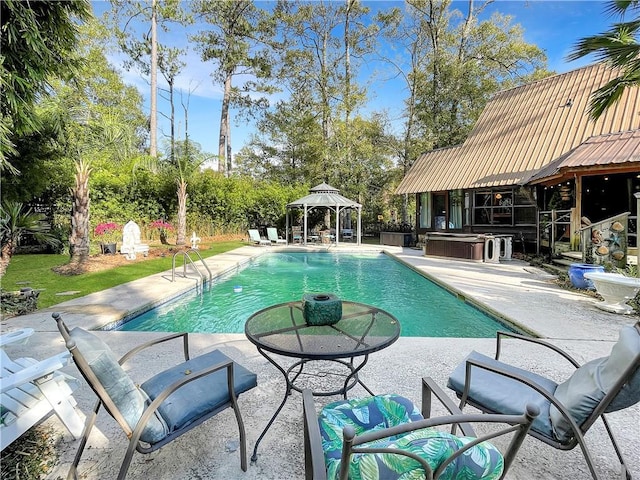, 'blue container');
568,263,605,290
